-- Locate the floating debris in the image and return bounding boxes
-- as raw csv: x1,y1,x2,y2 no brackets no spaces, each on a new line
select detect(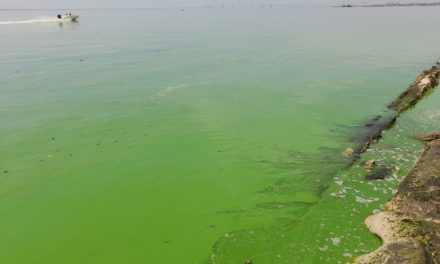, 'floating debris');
342,148,354,158
343,252,353,258
330,237,341,246
318,245,329,251
355,196,379,204
362,159,375,169
365,167,392,181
